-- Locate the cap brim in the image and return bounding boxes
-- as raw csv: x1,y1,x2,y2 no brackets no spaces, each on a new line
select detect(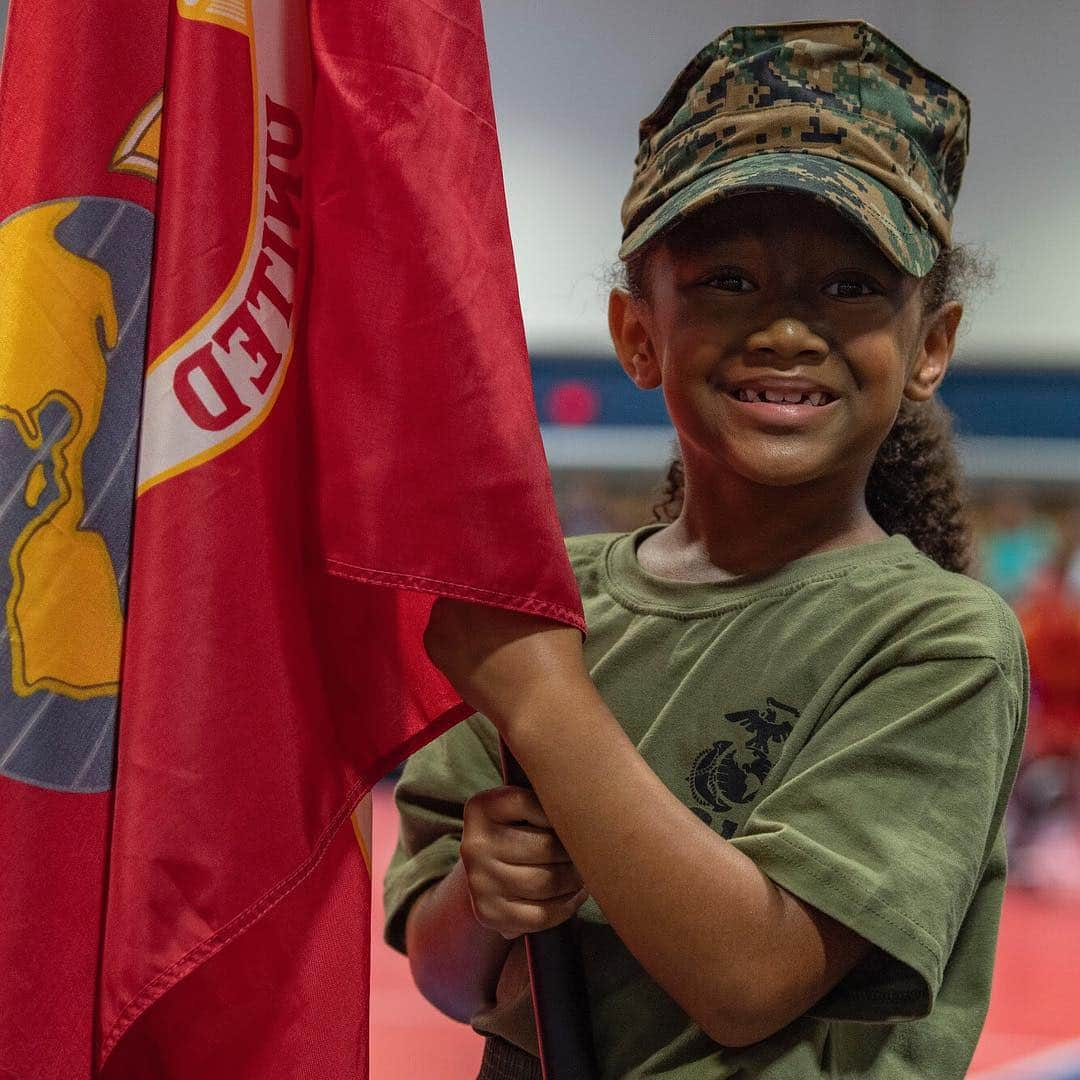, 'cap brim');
618,152,939,277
